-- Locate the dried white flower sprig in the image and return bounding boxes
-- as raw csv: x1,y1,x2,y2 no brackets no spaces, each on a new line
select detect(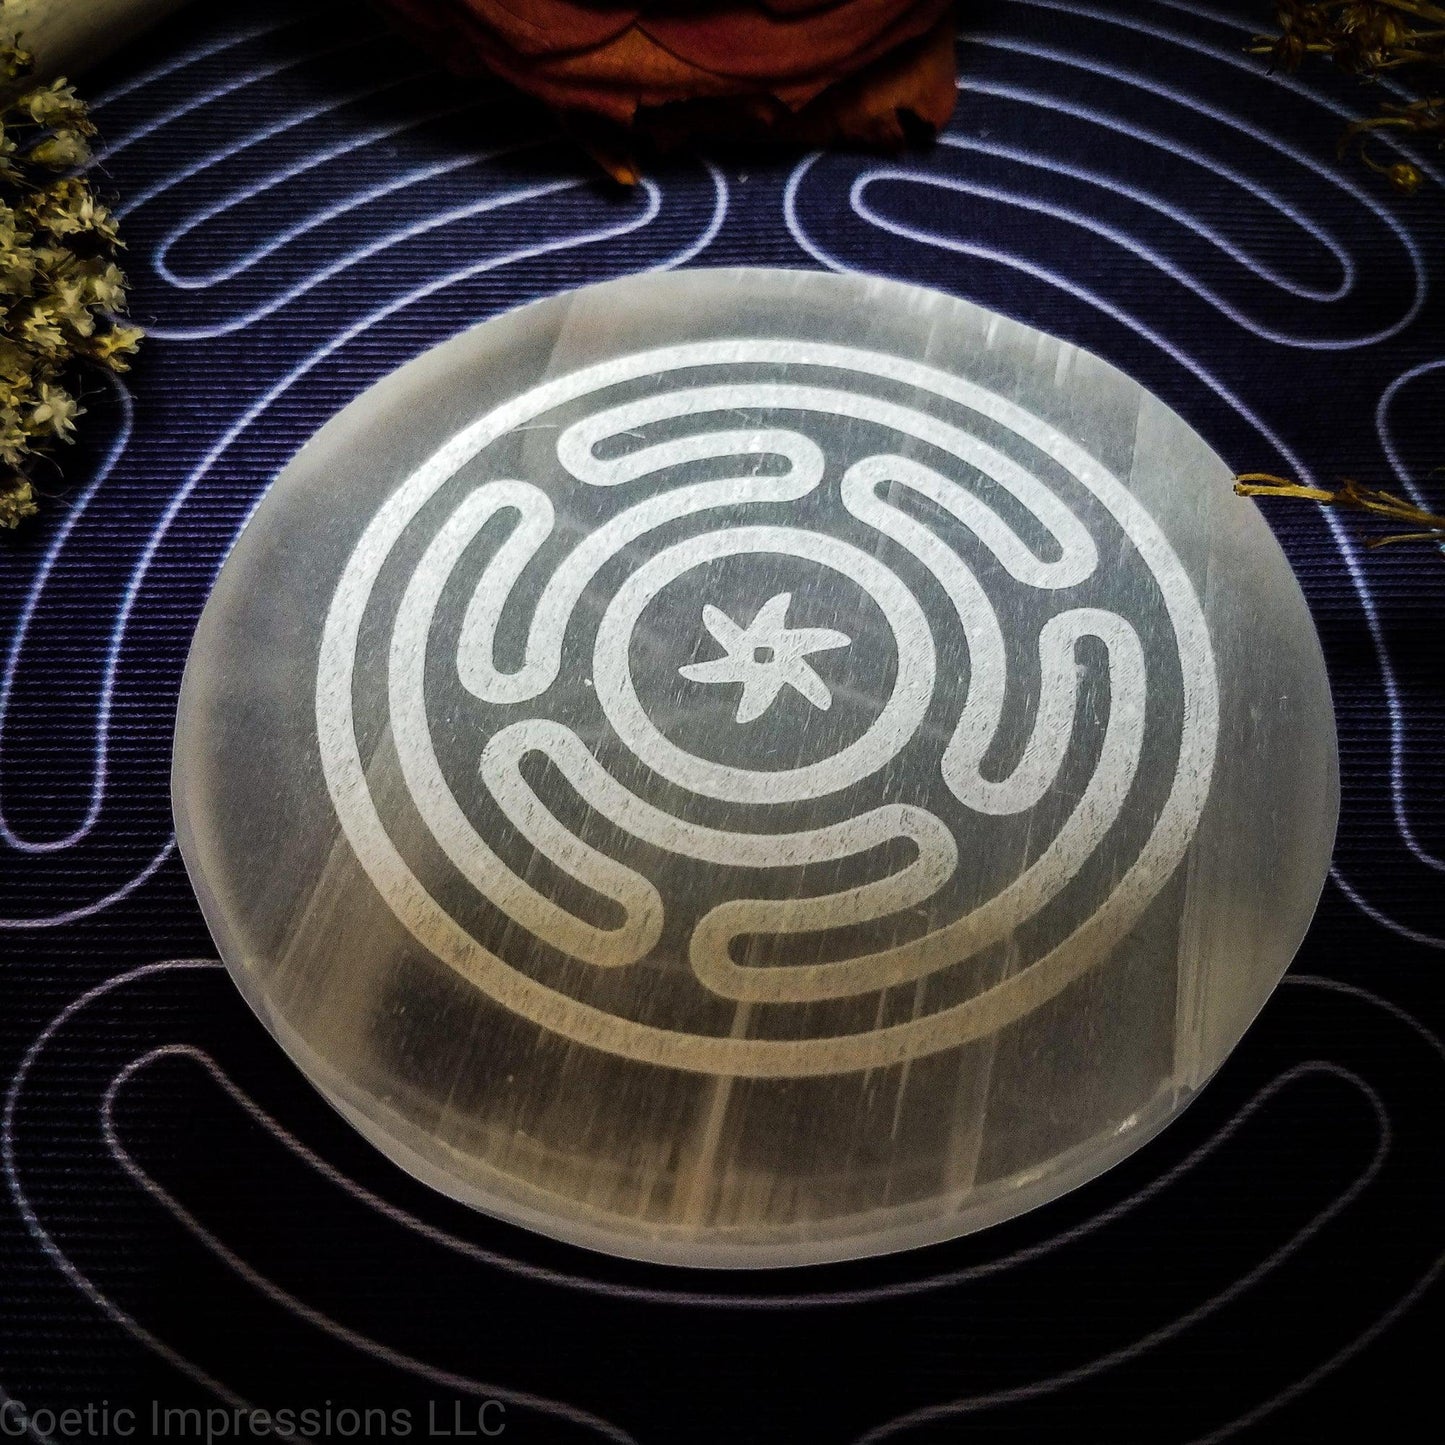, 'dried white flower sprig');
2,36,141,527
